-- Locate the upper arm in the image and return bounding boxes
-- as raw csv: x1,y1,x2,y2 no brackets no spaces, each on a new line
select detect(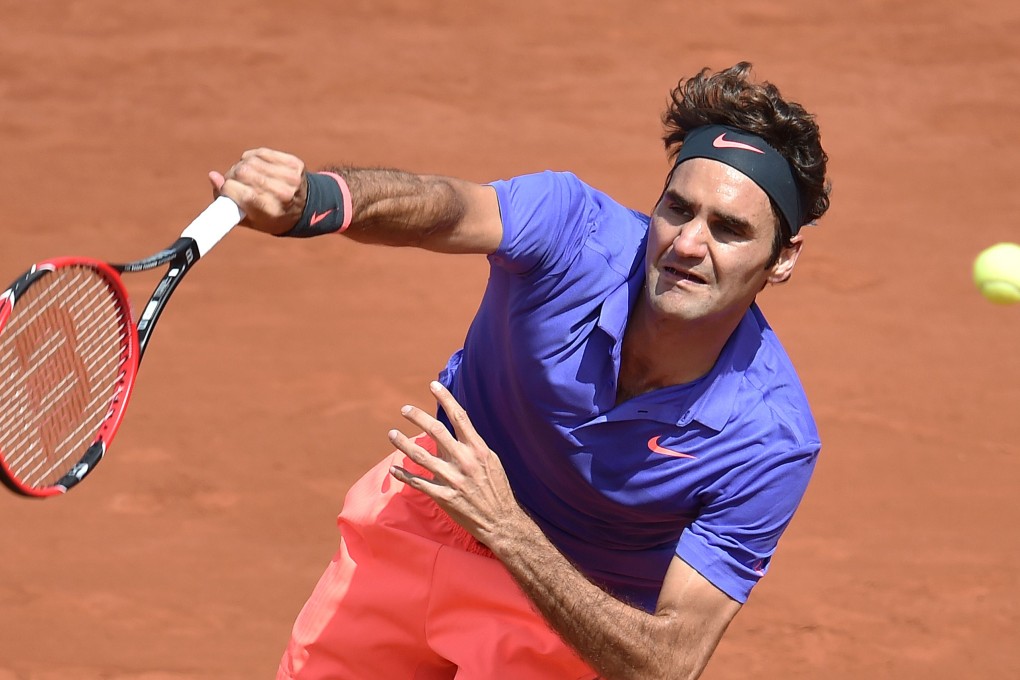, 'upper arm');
676,441,818,603
431,171,602,270
654,556,742,678
416,177,504,255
